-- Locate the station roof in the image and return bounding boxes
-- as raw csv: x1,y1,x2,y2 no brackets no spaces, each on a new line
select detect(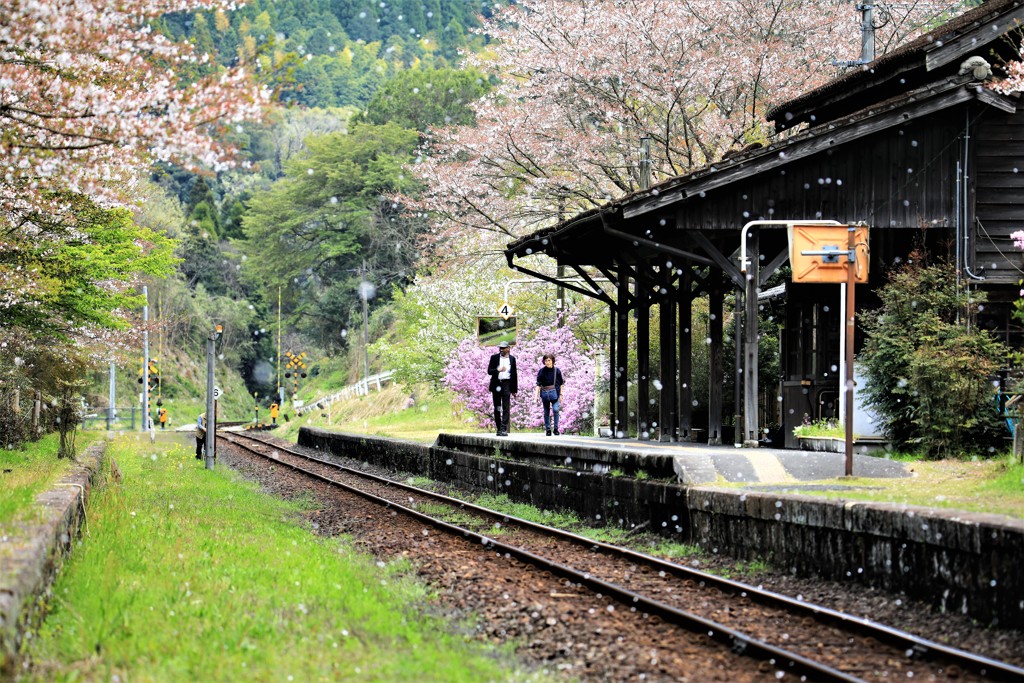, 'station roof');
505,0,1022,280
